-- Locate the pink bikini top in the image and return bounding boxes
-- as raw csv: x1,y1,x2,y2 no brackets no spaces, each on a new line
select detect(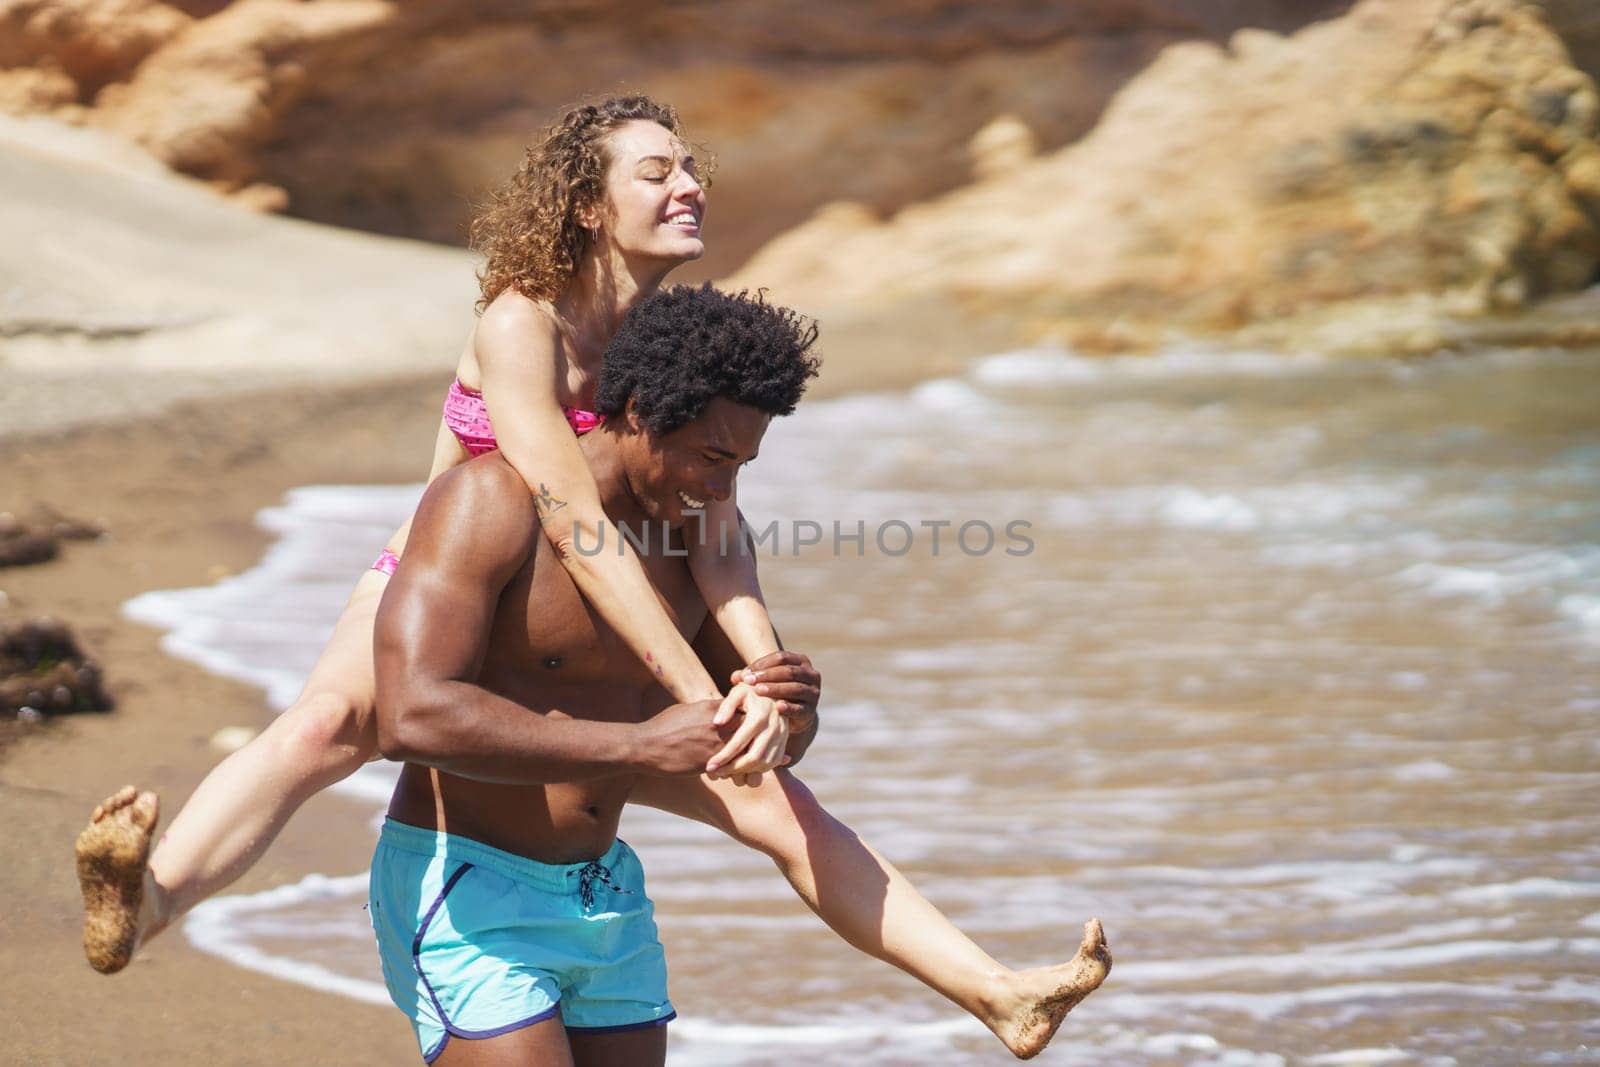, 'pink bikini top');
443,378,602,457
